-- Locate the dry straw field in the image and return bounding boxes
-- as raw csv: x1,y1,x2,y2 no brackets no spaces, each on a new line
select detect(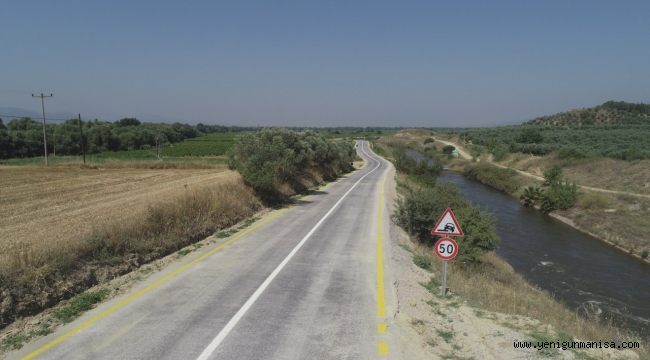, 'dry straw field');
1,166,233,268
0,165,263,326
